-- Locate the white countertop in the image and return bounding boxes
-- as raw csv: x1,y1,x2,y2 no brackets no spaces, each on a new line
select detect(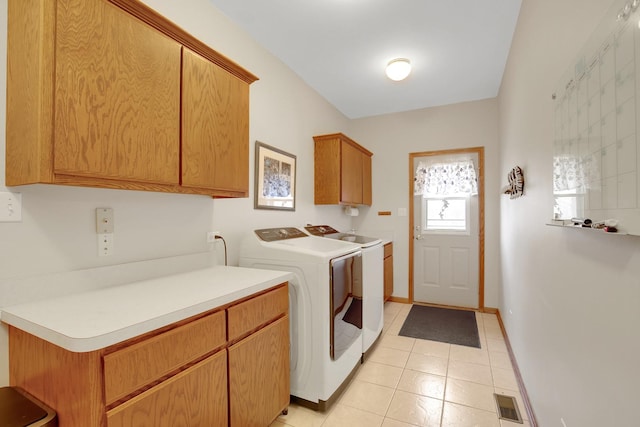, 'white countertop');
0,266,293,353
